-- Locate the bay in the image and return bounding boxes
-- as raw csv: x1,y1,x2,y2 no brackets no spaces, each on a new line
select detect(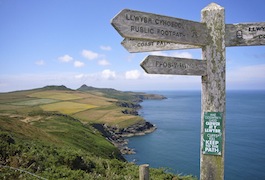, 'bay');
124,90,265,180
